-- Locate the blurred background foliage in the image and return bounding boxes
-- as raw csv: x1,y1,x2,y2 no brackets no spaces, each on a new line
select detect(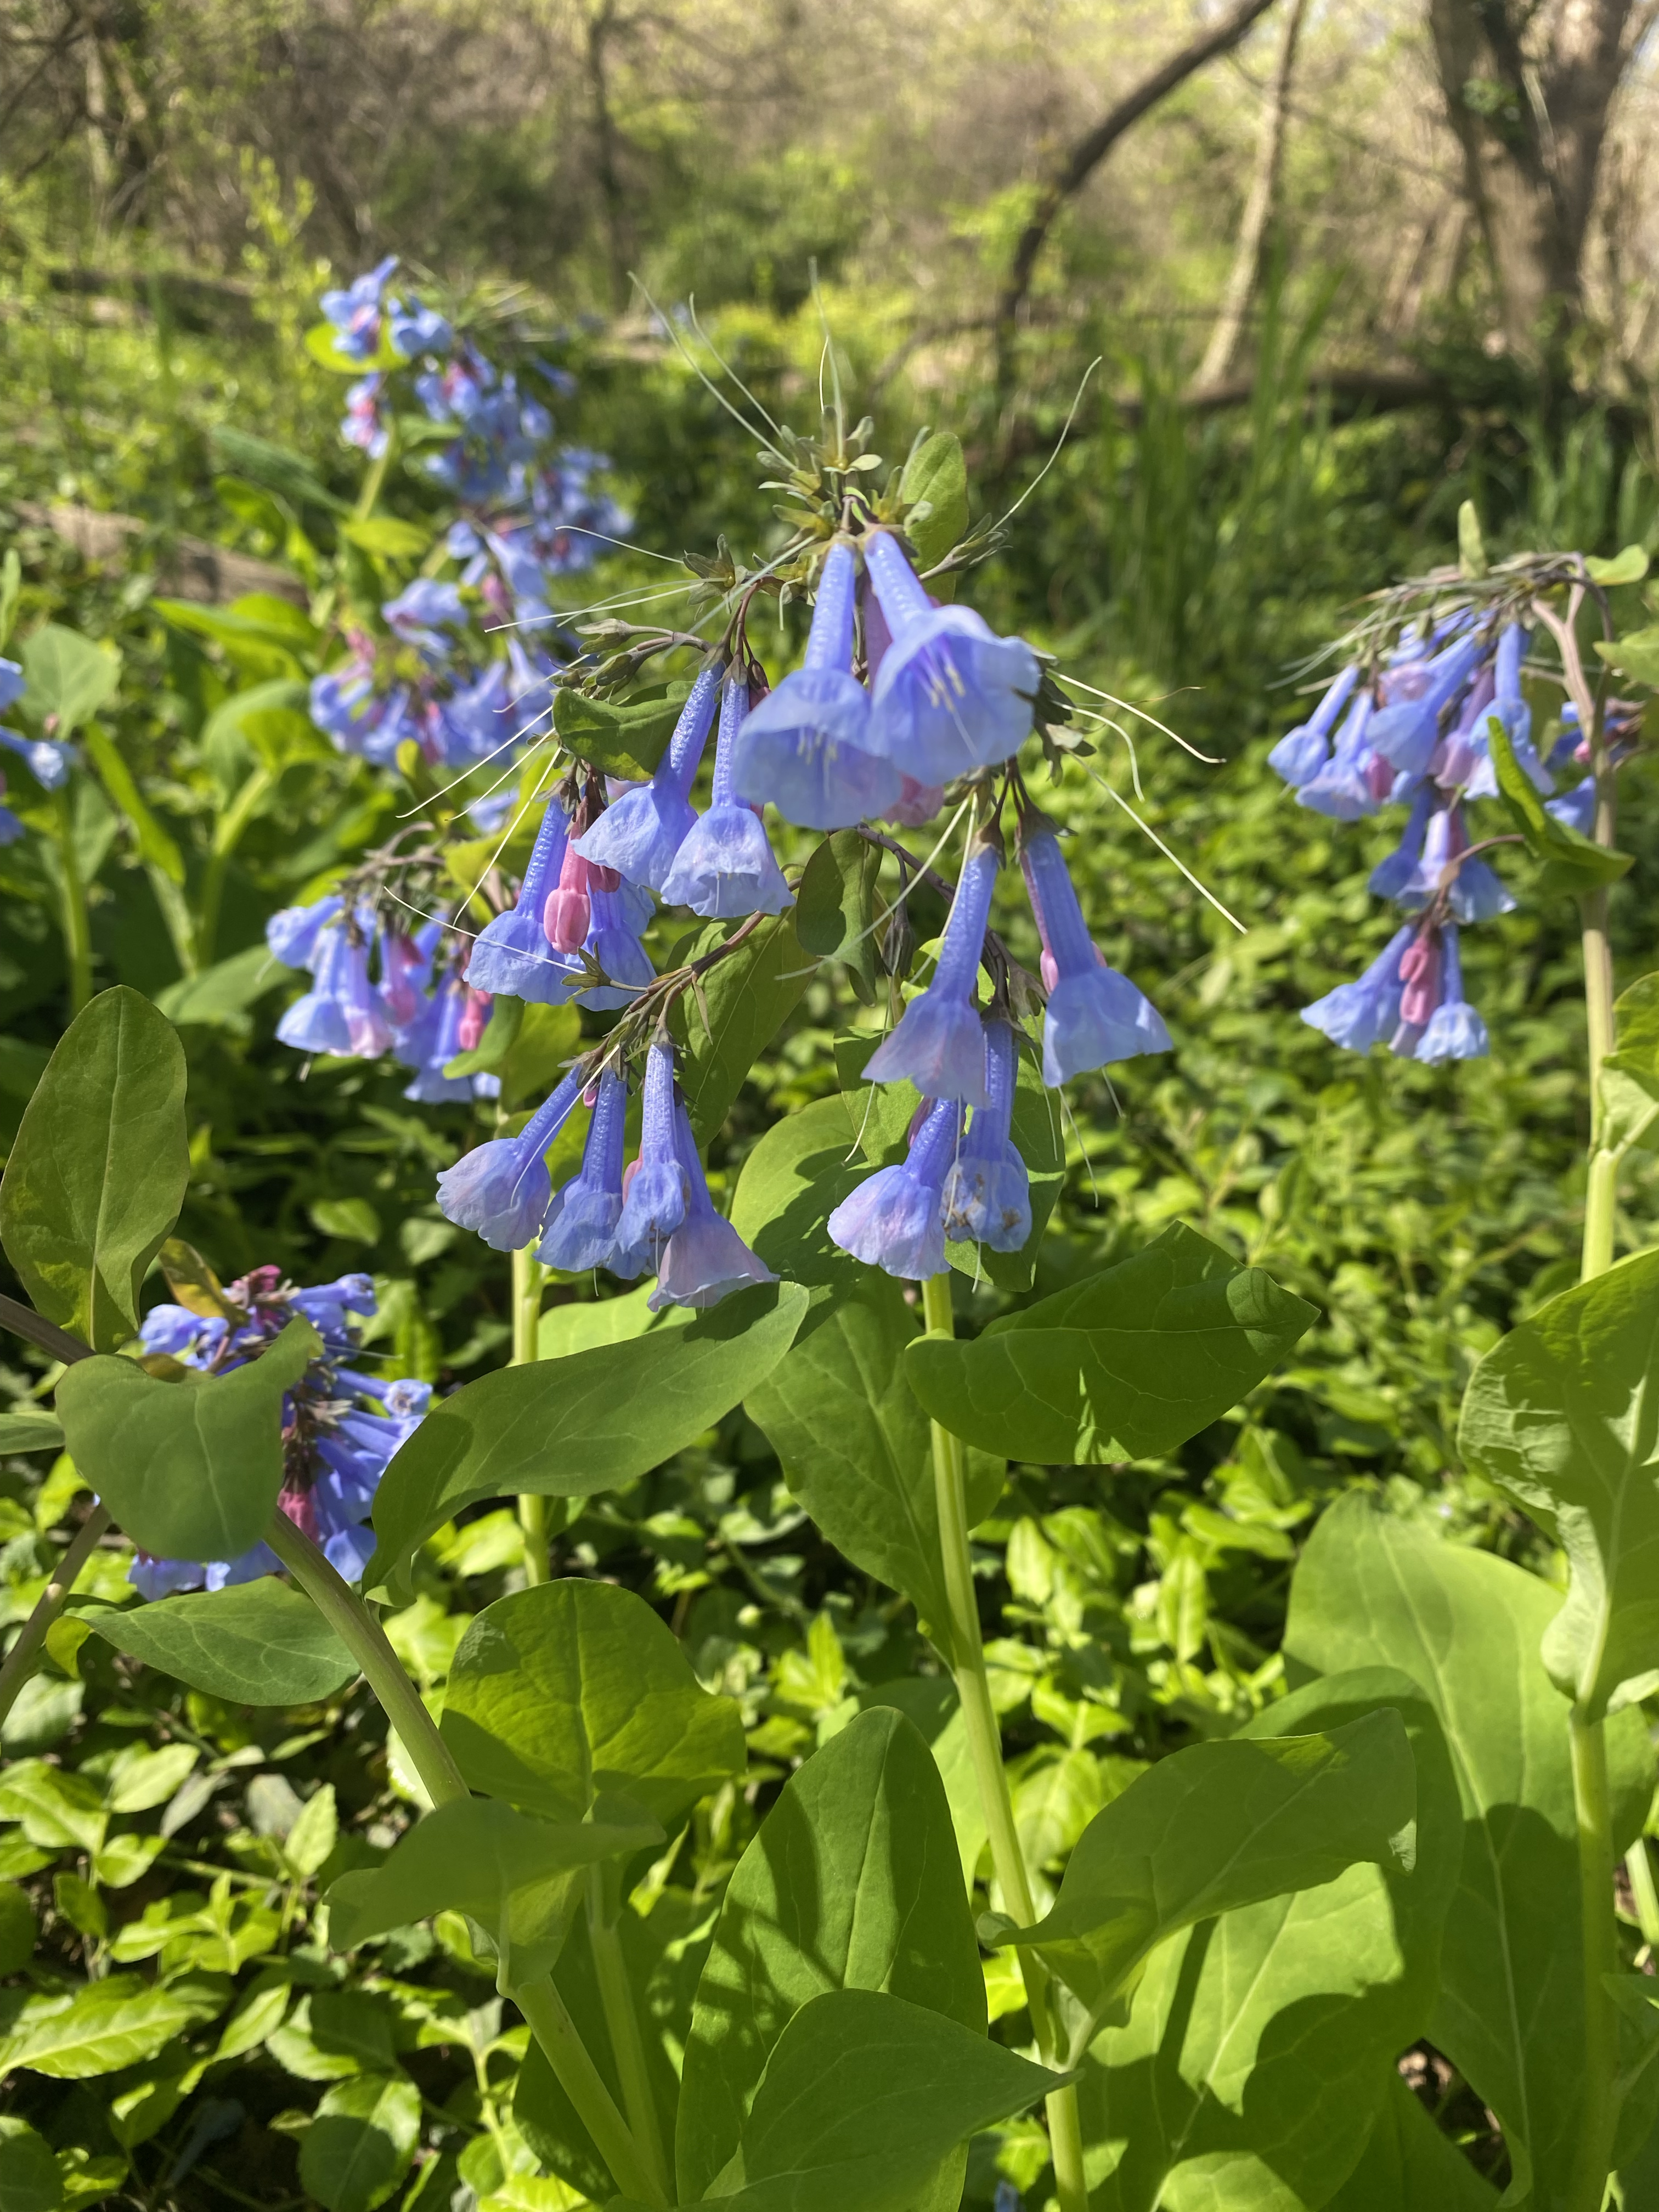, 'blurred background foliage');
4,0,1659,2199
